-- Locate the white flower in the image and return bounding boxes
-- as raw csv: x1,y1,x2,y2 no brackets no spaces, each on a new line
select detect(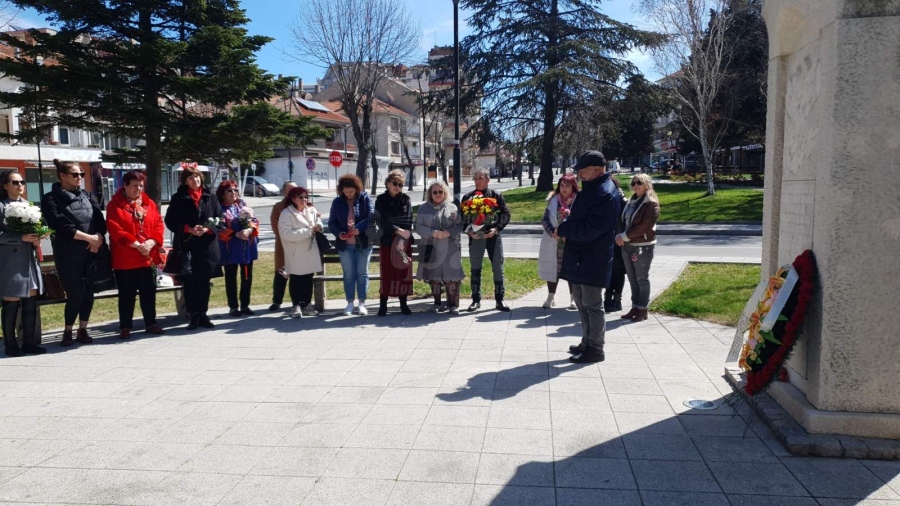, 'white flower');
5,201,40,224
